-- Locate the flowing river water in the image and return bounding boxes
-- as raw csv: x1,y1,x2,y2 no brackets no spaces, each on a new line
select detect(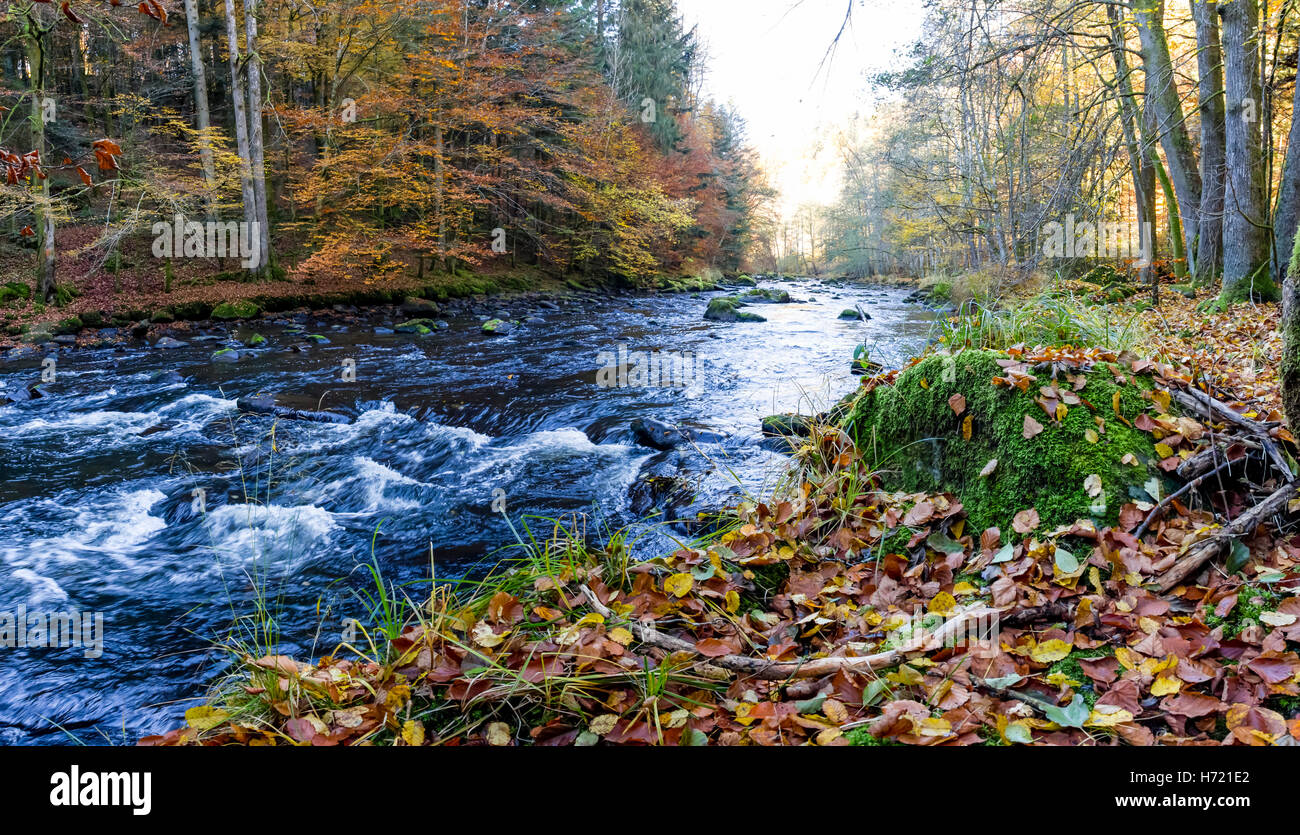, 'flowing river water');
0,278,933,744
